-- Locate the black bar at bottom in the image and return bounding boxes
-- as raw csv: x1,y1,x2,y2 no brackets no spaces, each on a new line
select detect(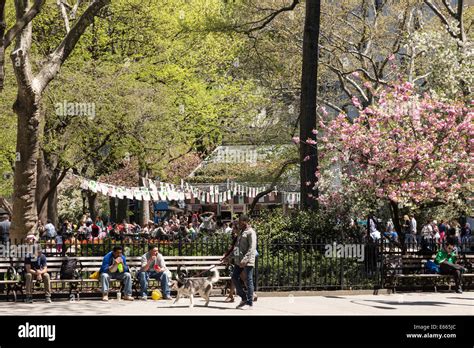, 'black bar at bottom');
0,315,471,346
